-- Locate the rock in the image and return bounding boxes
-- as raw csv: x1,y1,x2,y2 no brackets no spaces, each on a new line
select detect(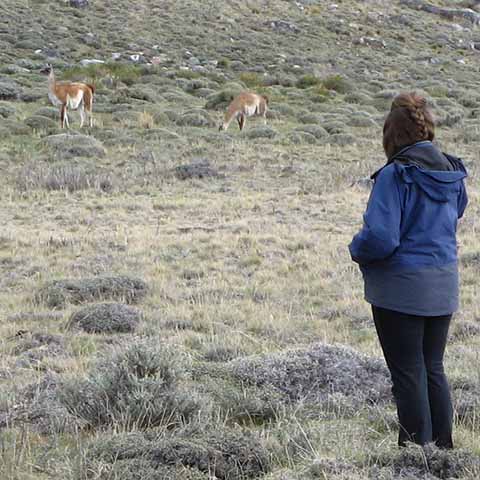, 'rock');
82,33,99,47
187,56,200,66
267,20,300,33
68,303,142,334
353,36,387,48
80,59,105,66
42,134,106,159
69,0,89,7
151,54,171,65
129,54,147,63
